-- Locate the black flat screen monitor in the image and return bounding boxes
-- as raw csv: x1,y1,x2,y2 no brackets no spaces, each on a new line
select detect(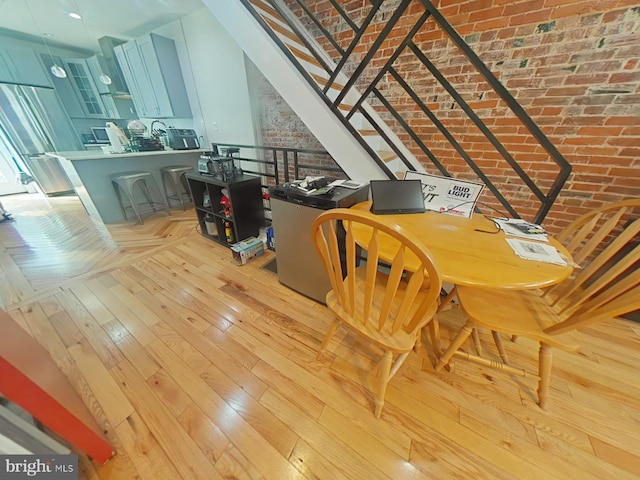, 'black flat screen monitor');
91,127,110,144
370,179,426,215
